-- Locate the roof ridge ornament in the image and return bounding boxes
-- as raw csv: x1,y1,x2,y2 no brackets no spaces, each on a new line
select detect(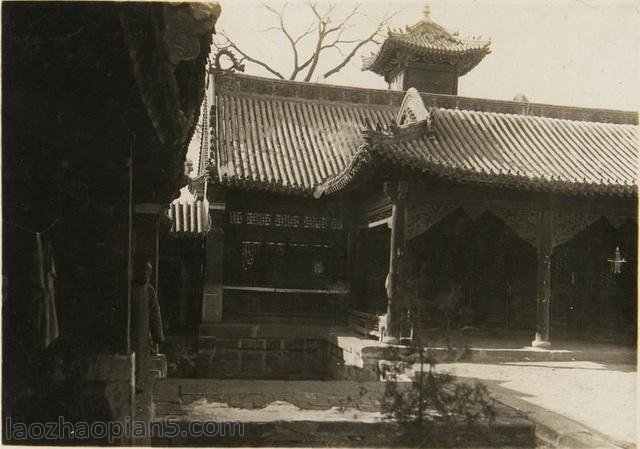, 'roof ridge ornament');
396,88,430,126
423,4,431,19
211,49,246,73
